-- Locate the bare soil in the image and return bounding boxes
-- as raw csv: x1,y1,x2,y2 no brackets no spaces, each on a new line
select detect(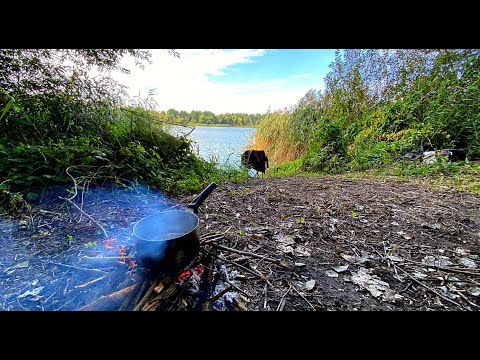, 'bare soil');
1,175,480,311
